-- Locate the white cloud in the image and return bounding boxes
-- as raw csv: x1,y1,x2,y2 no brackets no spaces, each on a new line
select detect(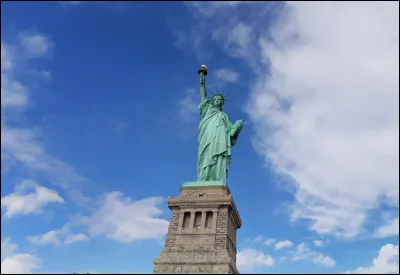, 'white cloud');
28,229,63,246
59,1,83,7
312,253,336,267
313,240,324,247
1,48,29,109
213,22,256,62
64,233,89,245
237,249,274,270
186,1,399,239
1,124,85,186
375,217,399,238
253,235,263,242
1,238,17,258
1,34,85,186
275,240,293,250
1,238,39,274
250,1,399,239
1,180,64,218
28,224,89,246
278,256,287,263
1,42,13,71
215,68,239,83
18,32,53,59
1,153,15,174
78,191,169,243
178,88,198,123
291,243,335,267
345,244,399,274
28,69,52,82
0,79,29,109
265,238,275,246
185,2,262,17
174,2,270,64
